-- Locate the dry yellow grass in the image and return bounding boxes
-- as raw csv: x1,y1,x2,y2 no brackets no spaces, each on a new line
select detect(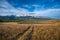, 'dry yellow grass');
0,20,60,40
31,24,60,40
31,20,60,40
0,23,31,40
18,26,33,40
